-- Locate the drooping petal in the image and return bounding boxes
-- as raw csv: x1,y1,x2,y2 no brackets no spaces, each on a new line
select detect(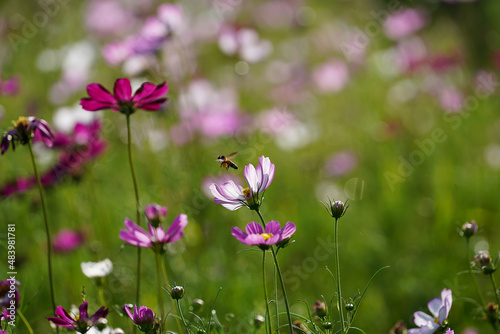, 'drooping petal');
80,97,113,111
54,306,76,324
132,81,168,106
89,306,109,324
231,227,248,243
139,98,168,111
113,78,132,101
